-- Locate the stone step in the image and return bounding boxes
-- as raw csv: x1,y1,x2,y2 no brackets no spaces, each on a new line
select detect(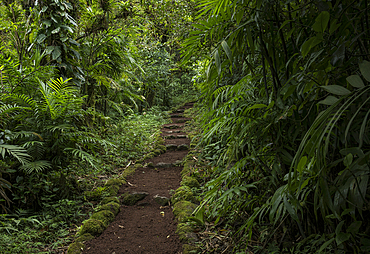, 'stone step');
163,124,183,129
146,161,182,168
164,134,187,139
173,119,190,123
162,130,182,133
176,109,184,113
170,114,184,118
166,144,189,151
